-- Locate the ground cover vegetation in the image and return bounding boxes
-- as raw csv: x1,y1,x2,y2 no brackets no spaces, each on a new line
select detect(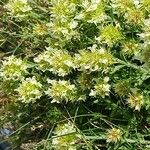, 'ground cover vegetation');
0,0,150,149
